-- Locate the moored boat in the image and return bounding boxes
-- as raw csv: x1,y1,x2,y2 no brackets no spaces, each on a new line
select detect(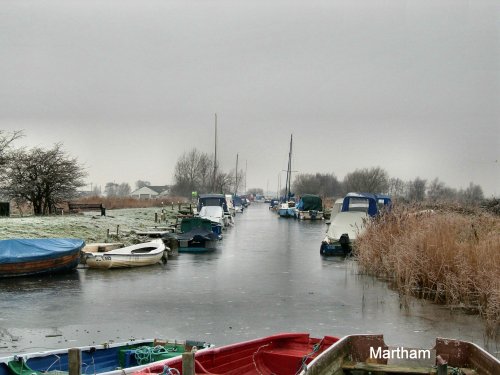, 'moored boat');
295,194,324,220
84,239,167,269
0,238,84,278
0,338,213,375
164,217,219,253
320,192,392,256
298,334,500,375
132,332,339,375
198,205,225,237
